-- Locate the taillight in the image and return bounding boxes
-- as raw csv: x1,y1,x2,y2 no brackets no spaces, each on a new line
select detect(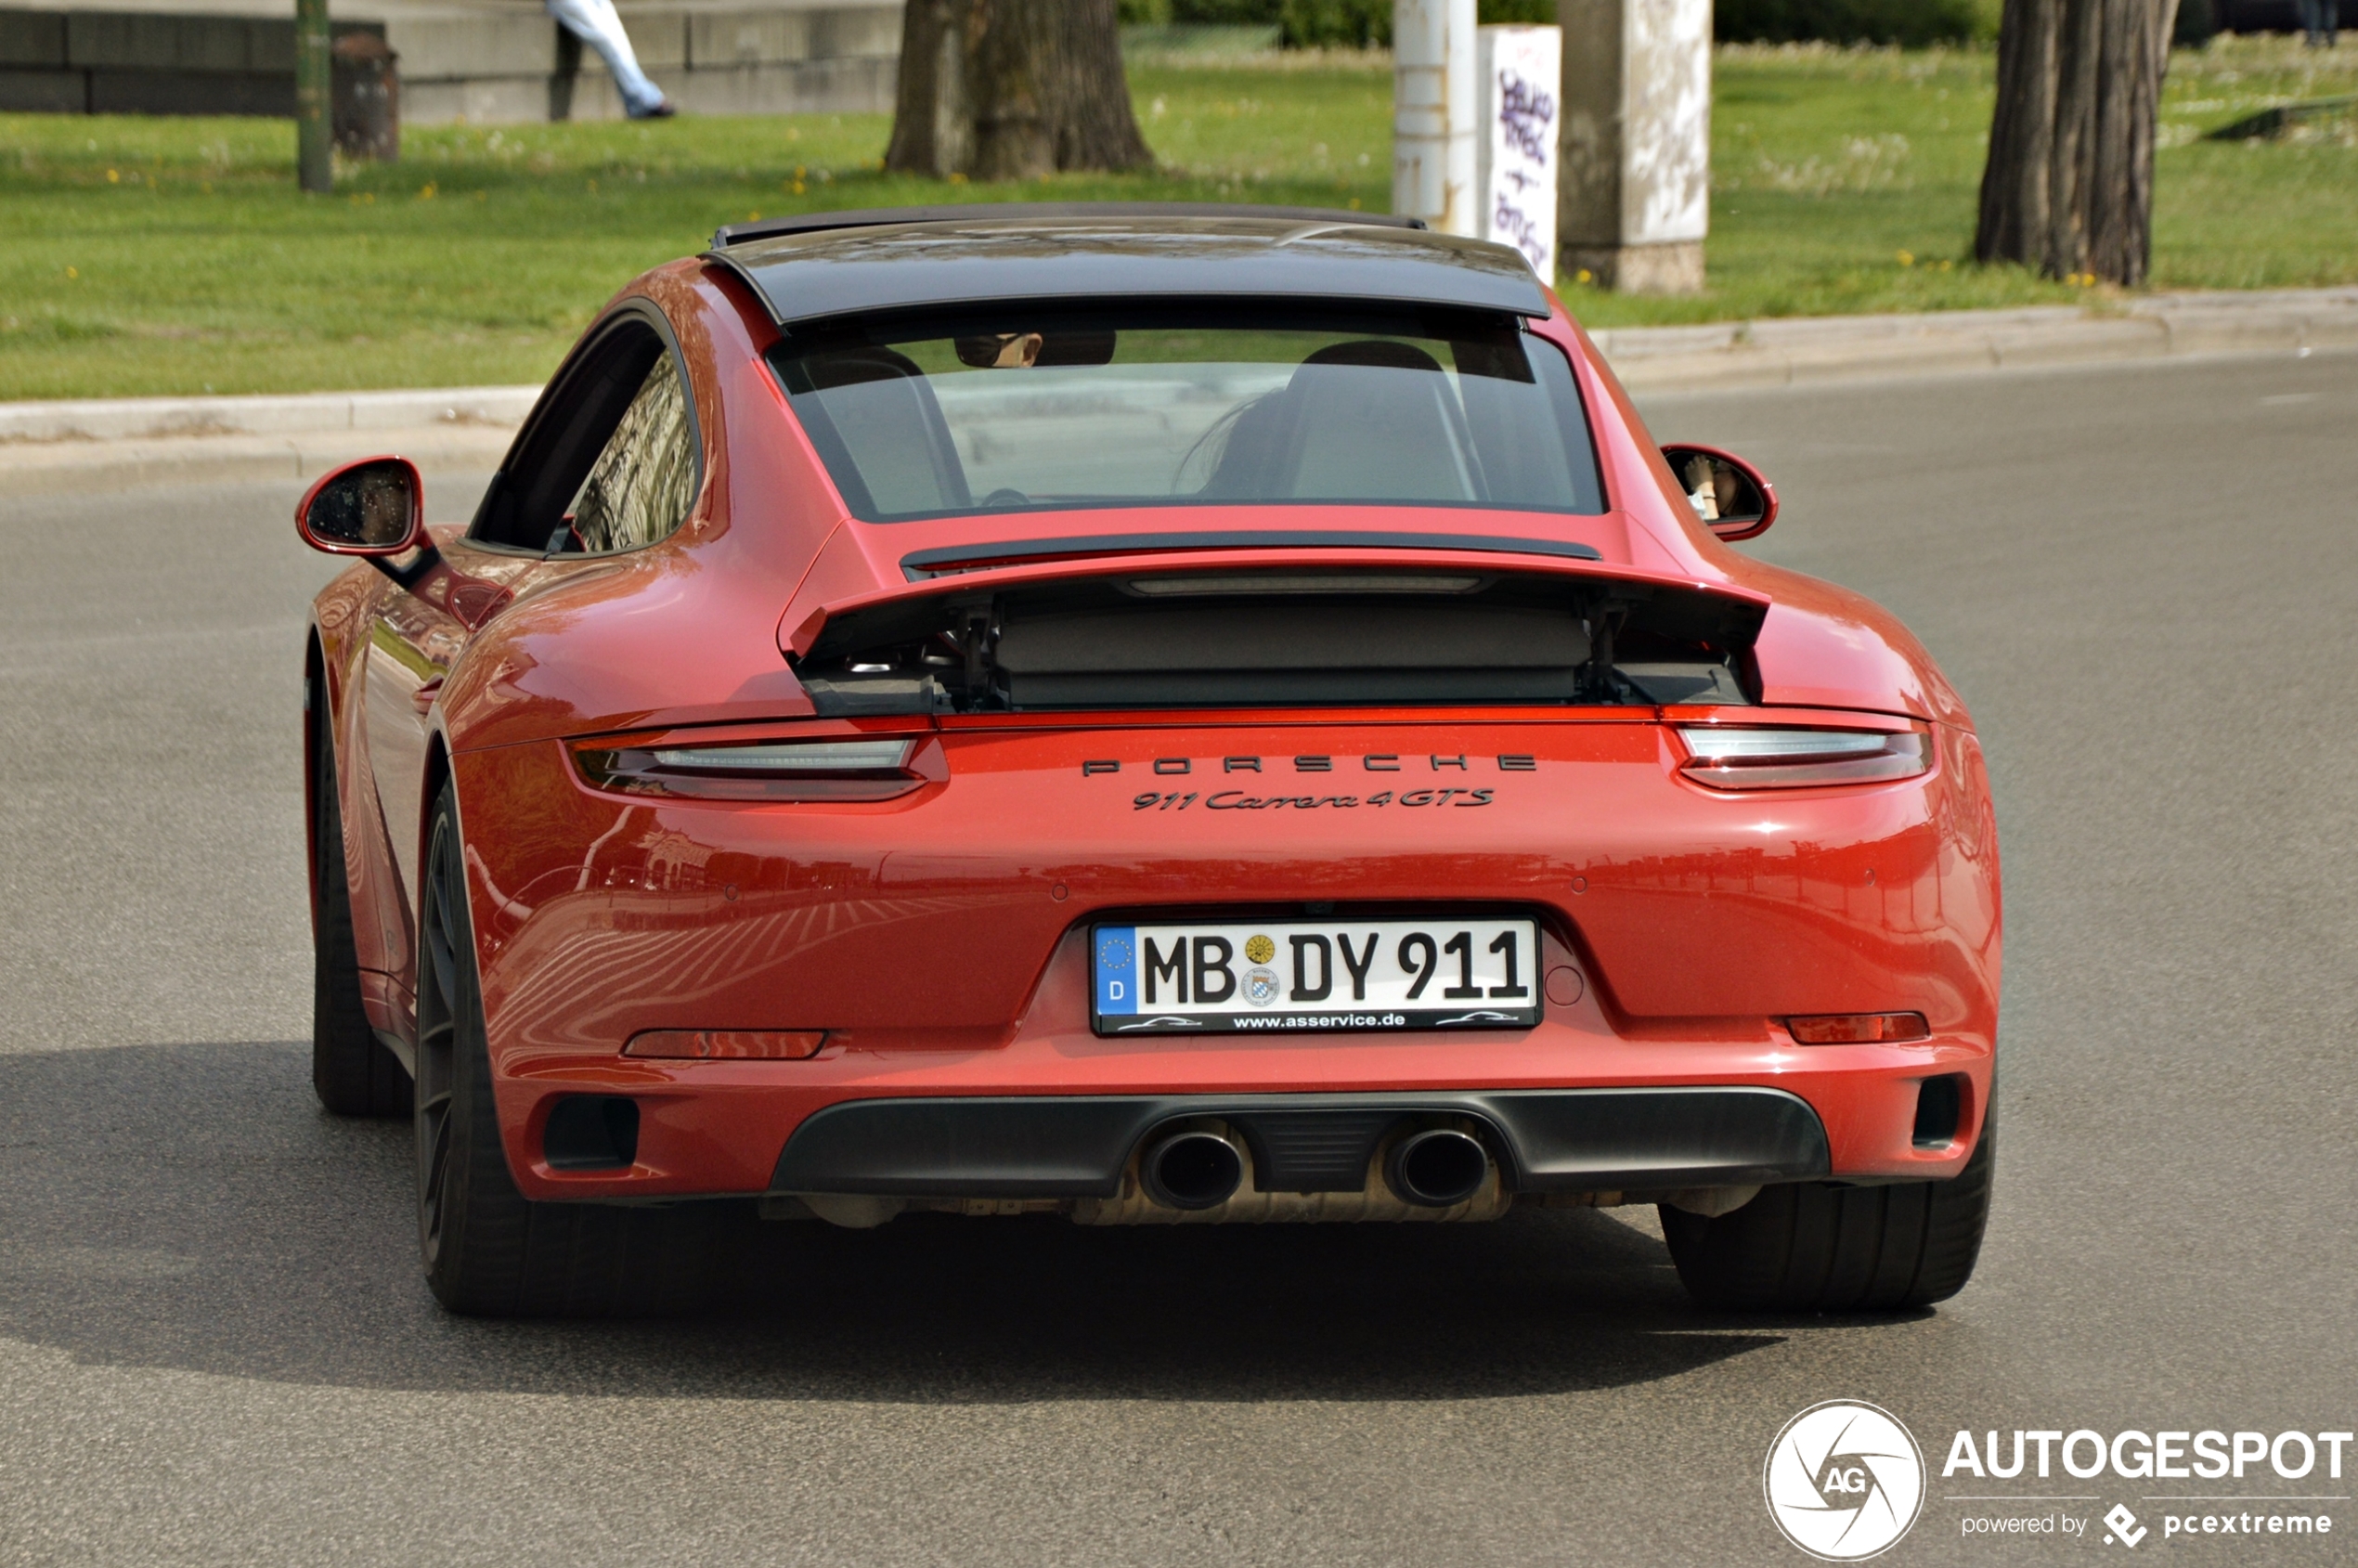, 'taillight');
575,736,927,801
1677,726,1928,789
1787,1012,1930,1044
